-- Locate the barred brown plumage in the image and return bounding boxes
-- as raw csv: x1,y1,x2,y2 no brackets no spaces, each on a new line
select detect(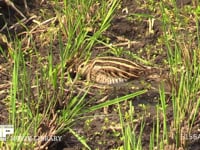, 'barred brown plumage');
78,57,161,85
